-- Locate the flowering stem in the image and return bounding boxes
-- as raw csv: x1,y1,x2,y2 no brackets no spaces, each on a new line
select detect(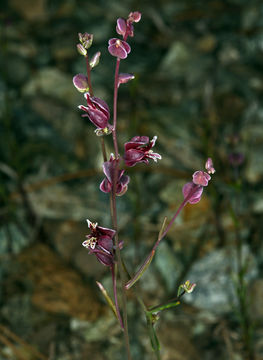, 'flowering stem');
112,58,120,155
111,265,124,329
85,54,93,96
125,185,200,290
111,57,132,360
100,137,107,162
